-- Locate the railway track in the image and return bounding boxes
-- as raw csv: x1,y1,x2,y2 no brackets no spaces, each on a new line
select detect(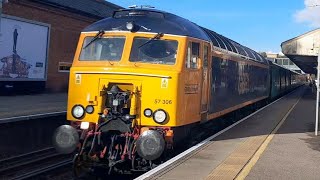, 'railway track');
0,104,260,180
0,147,73,180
